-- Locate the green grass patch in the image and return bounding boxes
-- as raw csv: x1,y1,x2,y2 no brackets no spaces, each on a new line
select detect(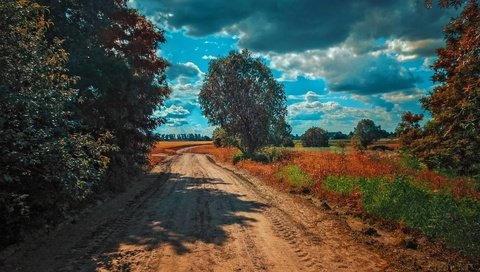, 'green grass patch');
323,175,480,256
323,176,357,195
276,165,314,189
